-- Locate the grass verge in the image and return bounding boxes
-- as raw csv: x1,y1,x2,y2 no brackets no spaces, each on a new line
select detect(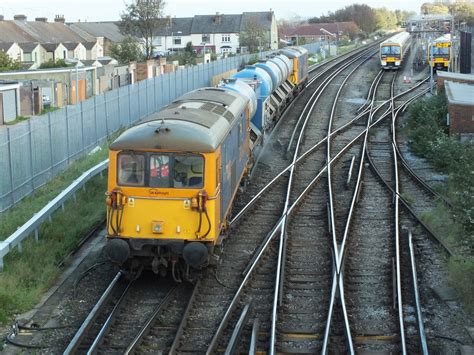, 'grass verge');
0,144,111,324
